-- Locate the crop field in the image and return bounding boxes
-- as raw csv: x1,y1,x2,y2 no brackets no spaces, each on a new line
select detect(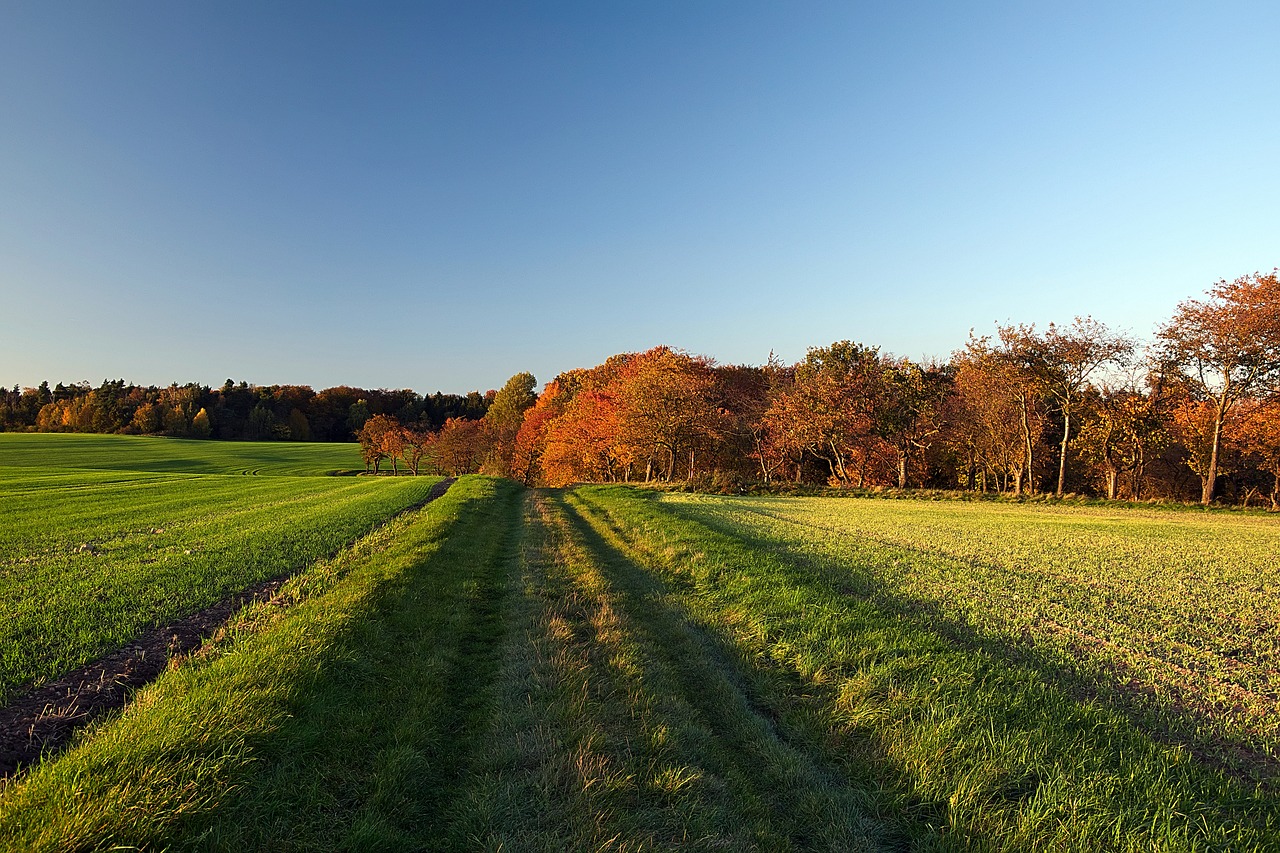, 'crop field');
0,434,438,705
0,433,364,475
657,492,1280,774
1,467,1277,850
